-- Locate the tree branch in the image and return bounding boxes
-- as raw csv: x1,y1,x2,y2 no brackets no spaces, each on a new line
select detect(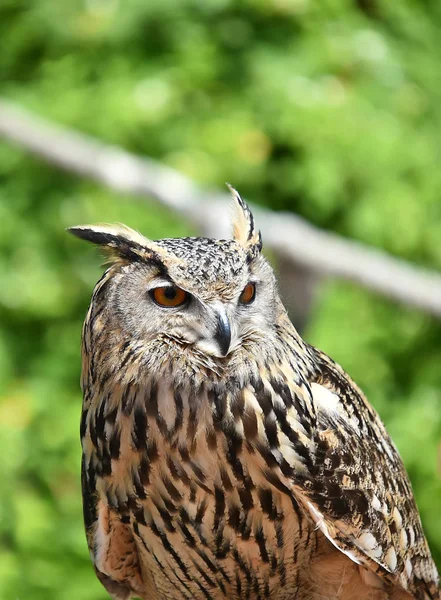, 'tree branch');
1,98,441,318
